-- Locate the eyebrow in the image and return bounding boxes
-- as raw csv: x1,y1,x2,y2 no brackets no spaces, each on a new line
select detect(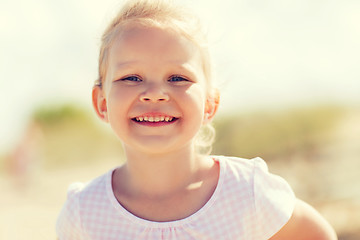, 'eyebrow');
115,61,139,69
113,59,201,81
174,62,199,76
115,60,196,72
